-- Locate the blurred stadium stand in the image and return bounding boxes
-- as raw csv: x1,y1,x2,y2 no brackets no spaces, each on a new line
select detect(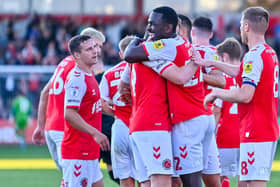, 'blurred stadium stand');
0,0,279,143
